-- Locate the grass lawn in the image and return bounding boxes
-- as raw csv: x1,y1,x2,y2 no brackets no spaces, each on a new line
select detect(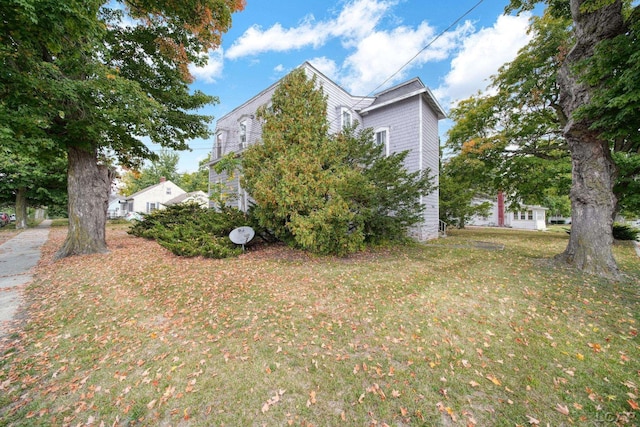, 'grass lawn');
1,225,638,426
